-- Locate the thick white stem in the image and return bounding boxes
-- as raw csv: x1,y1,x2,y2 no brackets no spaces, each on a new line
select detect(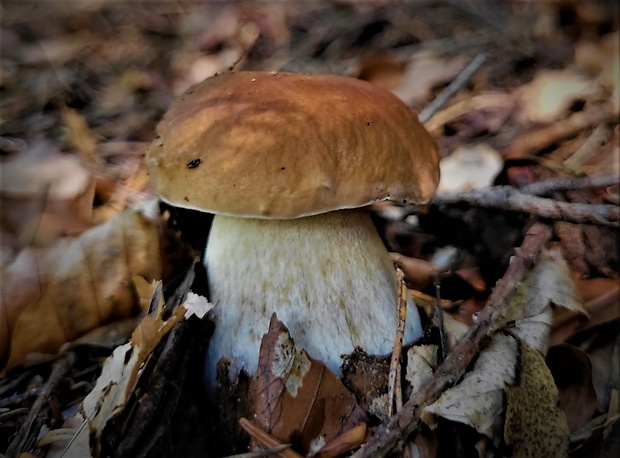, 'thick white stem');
204,209,422,383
